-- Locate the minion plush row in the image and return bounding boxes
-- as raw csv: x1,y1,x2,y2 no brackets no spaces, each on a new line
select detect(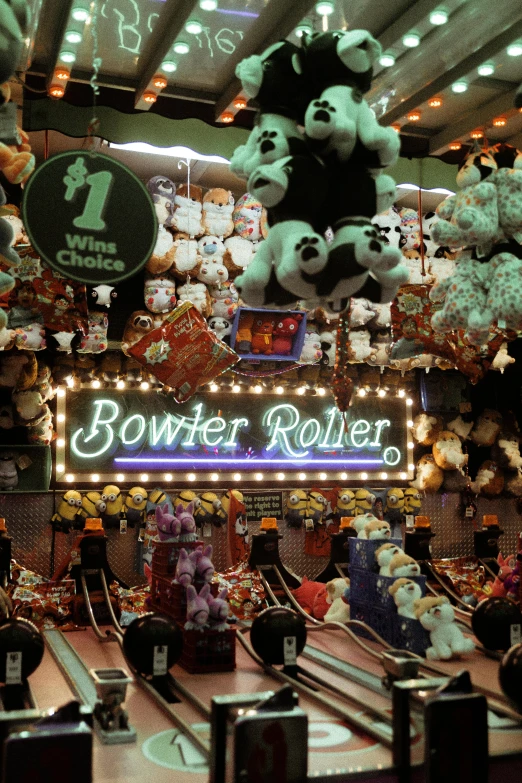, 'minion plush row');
284,490,329,529
50,485,148,533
